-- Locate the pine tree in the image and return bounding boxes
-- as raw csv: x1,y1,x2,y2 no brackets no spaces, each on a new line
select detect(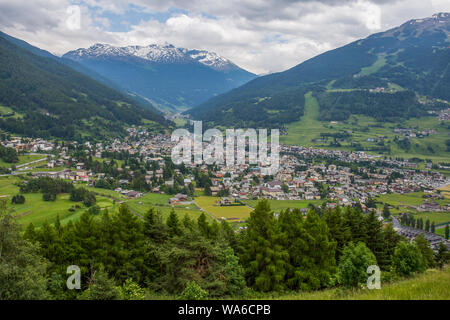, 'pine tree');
425,219,430,232
344,207,367,243
431,221,435,233
414,234,435,269
143,208,168,243
382,204,391,219
445,224,449,240
434,242,449,269
323,207,351,261
241,199,289,292
79,267,121,300
167,209,182,237
364,211,386,269
380,223,403,269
